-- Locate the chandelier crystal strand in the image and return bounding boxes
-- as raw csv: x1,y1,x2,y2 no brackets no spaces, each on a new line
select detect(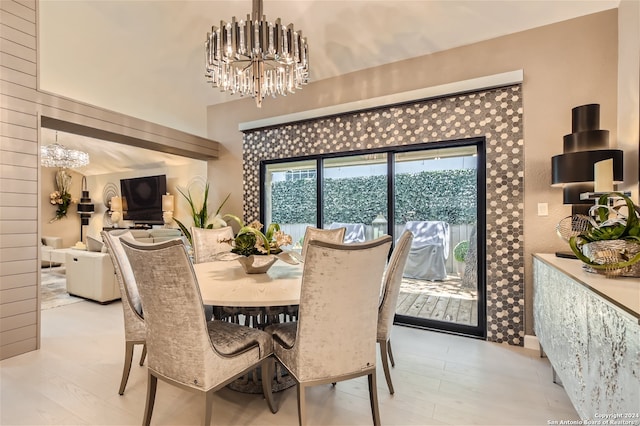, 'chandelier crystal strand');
205,0,309,107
